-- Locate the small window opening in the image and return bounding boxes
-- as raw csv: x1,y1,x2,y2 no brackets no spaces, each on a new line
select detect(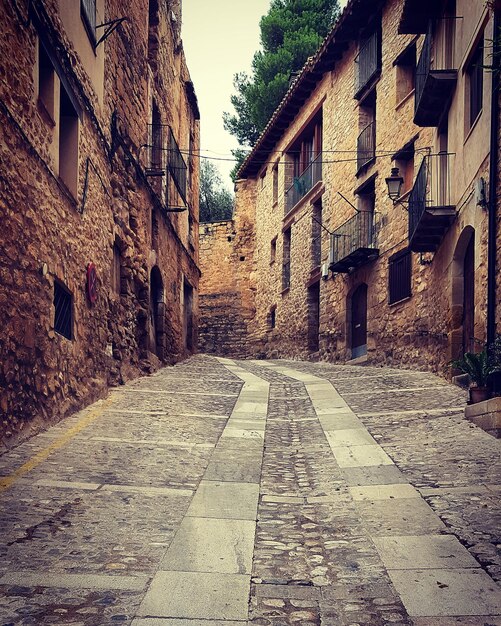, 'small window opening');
59,87,79,197
394,43,416,105
38,41,55,119
54,281,73,339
